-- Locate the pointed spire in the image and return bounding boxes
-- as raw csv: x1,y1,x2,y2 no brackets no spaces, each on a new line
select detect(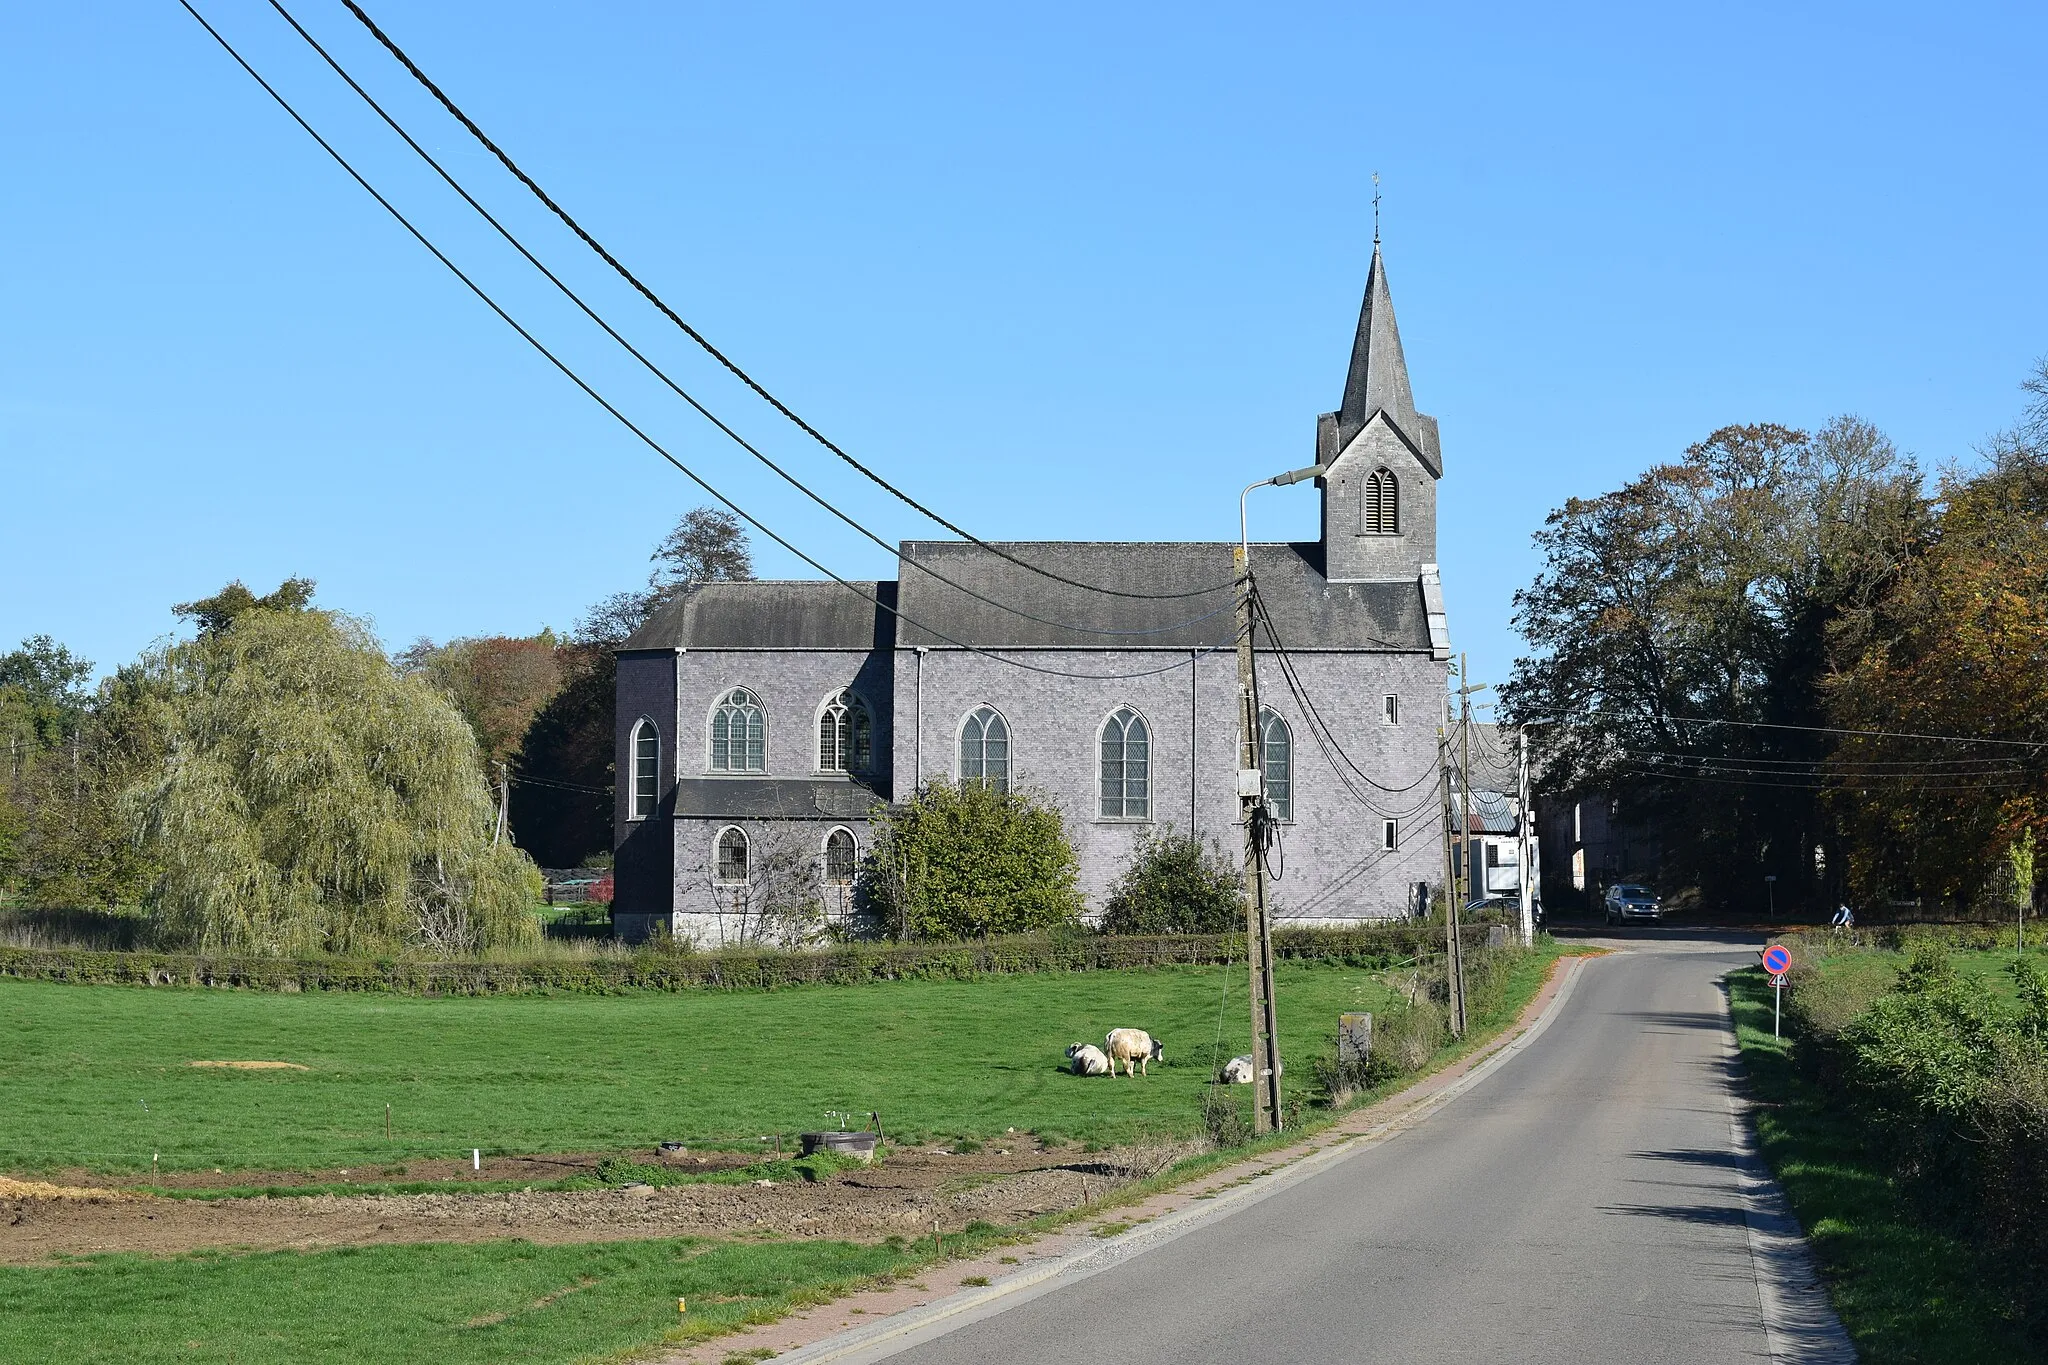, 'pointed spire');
1336,243,1420,452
